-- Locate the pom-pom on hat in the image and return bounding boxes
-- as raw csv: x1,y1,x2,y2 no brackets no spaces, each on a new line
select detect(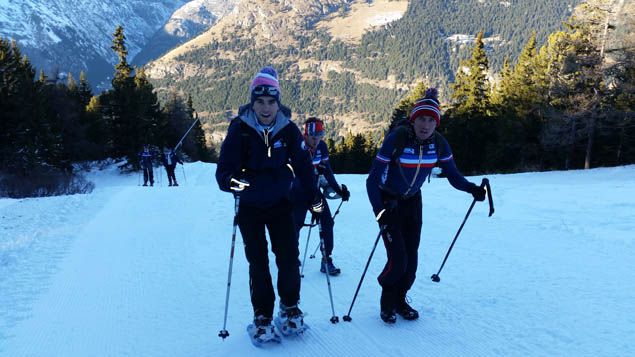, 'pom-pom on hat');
409,88,441,126
250,66,281,104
